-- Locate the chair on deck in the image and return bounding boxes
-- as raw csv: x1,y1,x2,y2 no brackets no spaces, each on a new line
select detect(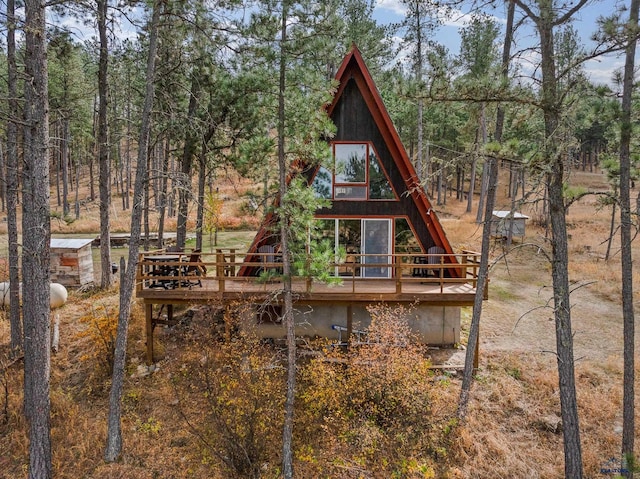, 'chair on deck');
412,245,445,278
258,244,281,275
183,249,206,287
426,246,445,276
